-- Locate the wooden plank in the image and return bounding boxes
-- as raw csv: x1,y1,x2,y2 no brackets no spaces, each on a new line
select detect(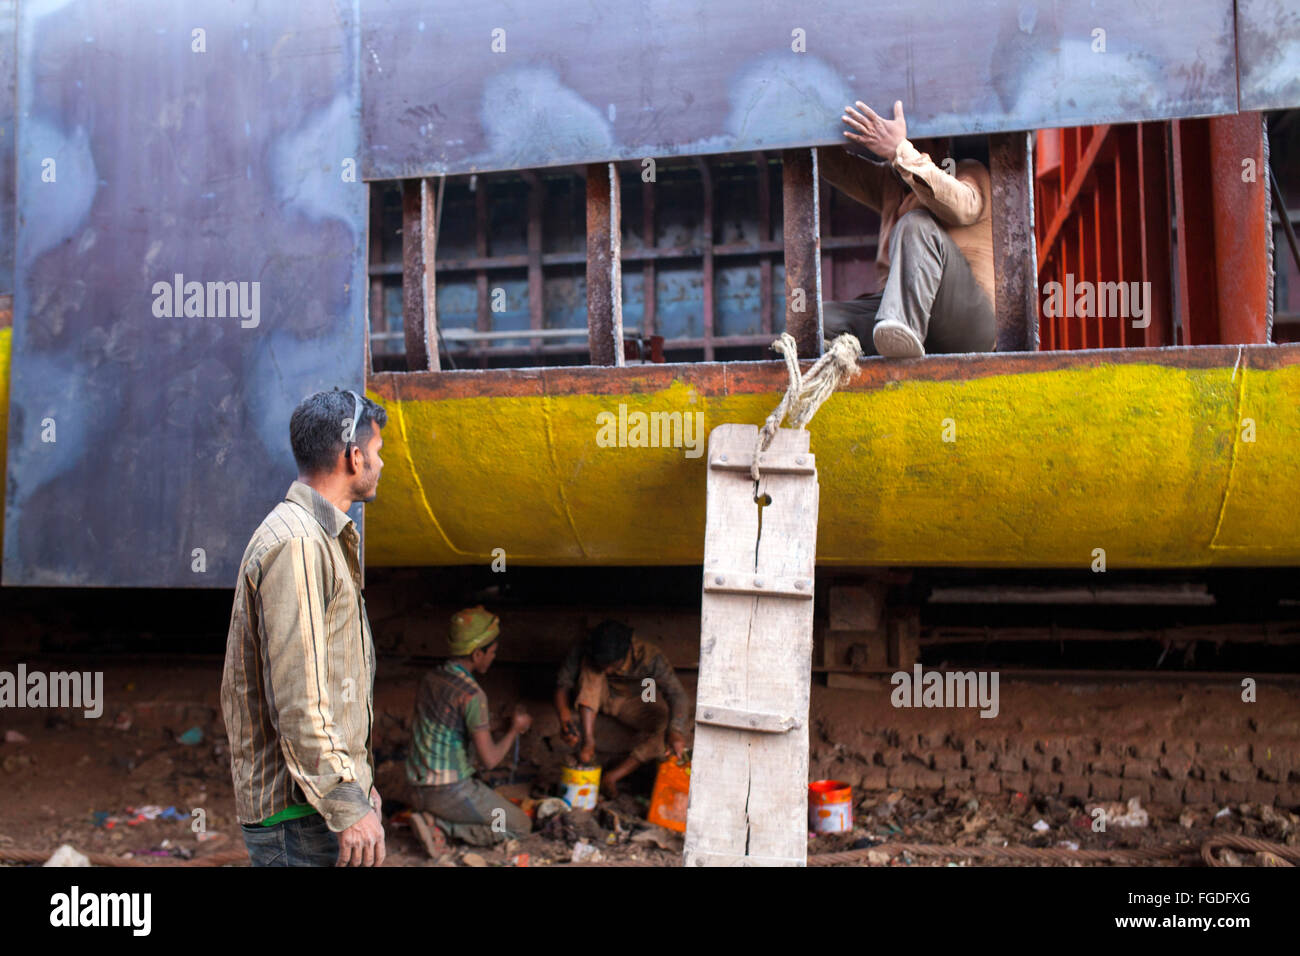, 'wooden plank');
685,424,818,867
696,705,802,733
888,608,920,670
